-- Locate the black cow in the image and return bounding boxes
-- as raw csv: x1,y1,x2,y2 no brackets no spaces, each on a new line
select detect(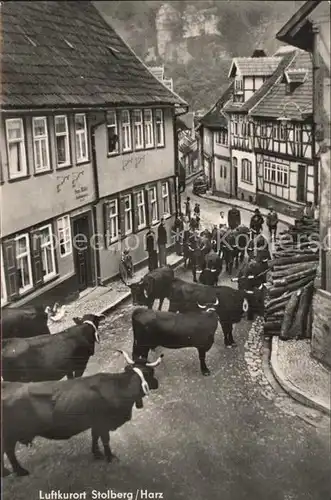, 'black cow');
1,305,53,339
2,314,106,382
168,279,263,346
2,351,163,477
131,299,219,375
128,266,174,310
